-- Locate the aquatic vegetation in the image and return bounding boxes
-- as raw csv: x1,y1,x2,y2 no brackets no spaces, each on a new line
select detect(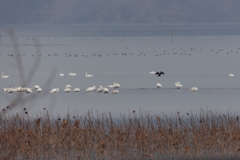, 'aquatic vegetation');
0,108,240,159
